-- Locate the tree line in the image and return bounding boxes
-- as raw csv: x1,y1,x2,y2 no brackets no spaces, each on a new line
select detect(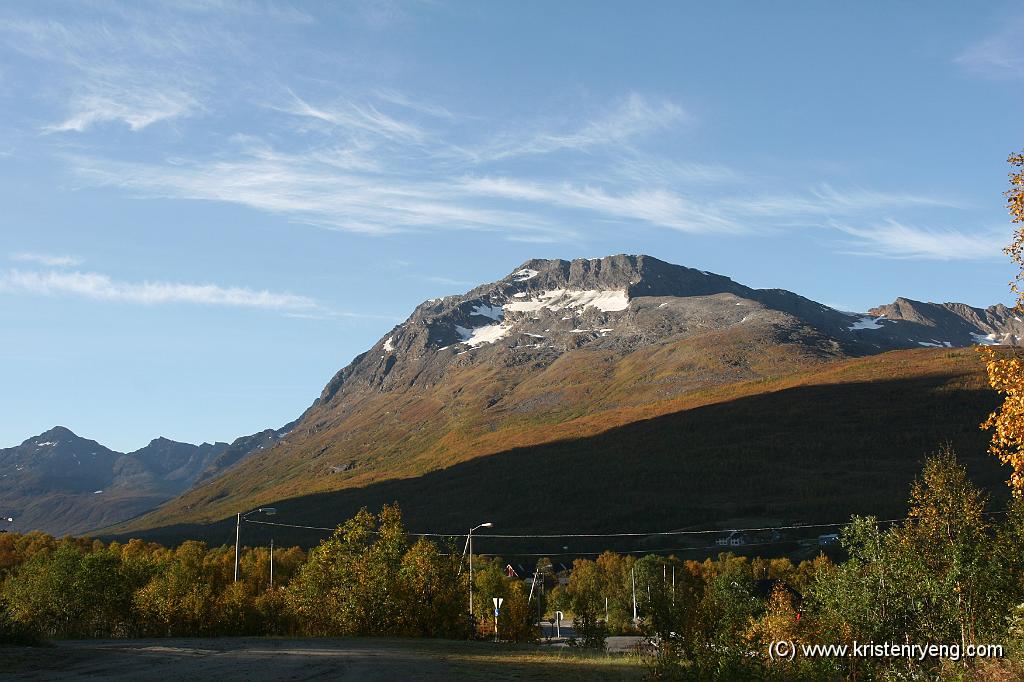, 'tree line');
0,503,540,643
